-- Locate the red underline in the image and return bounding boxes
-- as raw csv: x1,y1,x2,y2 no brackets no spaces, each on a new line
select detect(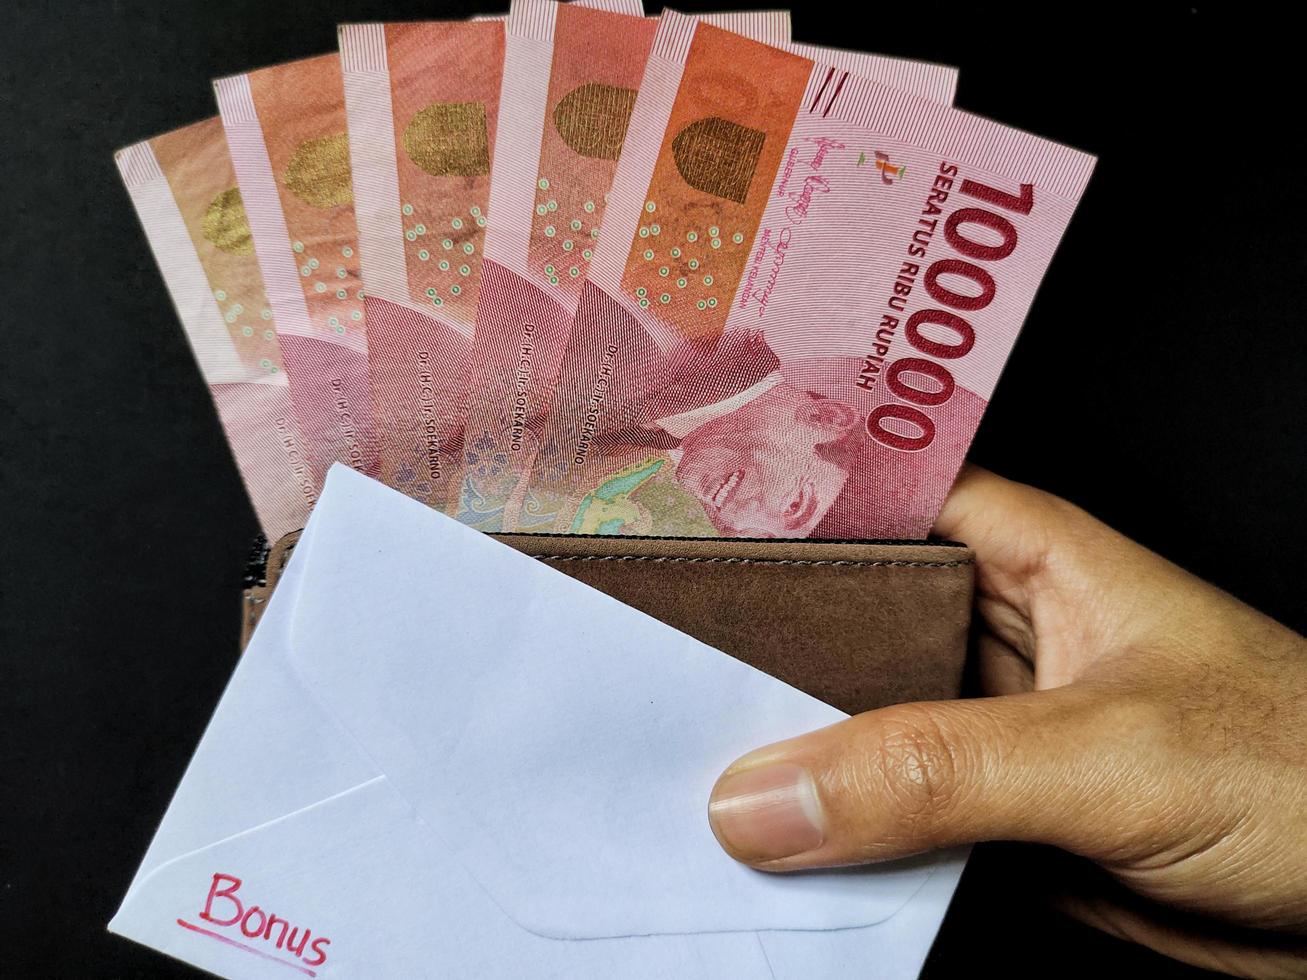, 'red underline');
175,919,318,977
